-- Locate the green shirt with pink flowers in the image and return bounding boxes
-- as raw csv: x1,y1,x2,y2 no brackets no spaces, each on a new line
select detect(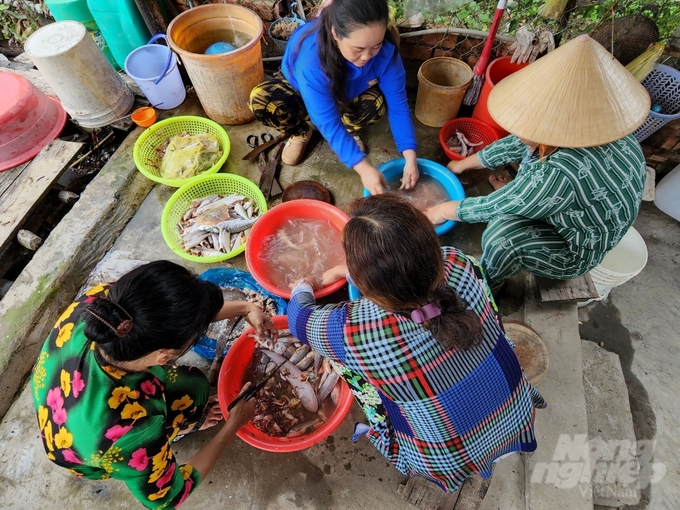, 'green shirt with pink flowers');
31,285,204,509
